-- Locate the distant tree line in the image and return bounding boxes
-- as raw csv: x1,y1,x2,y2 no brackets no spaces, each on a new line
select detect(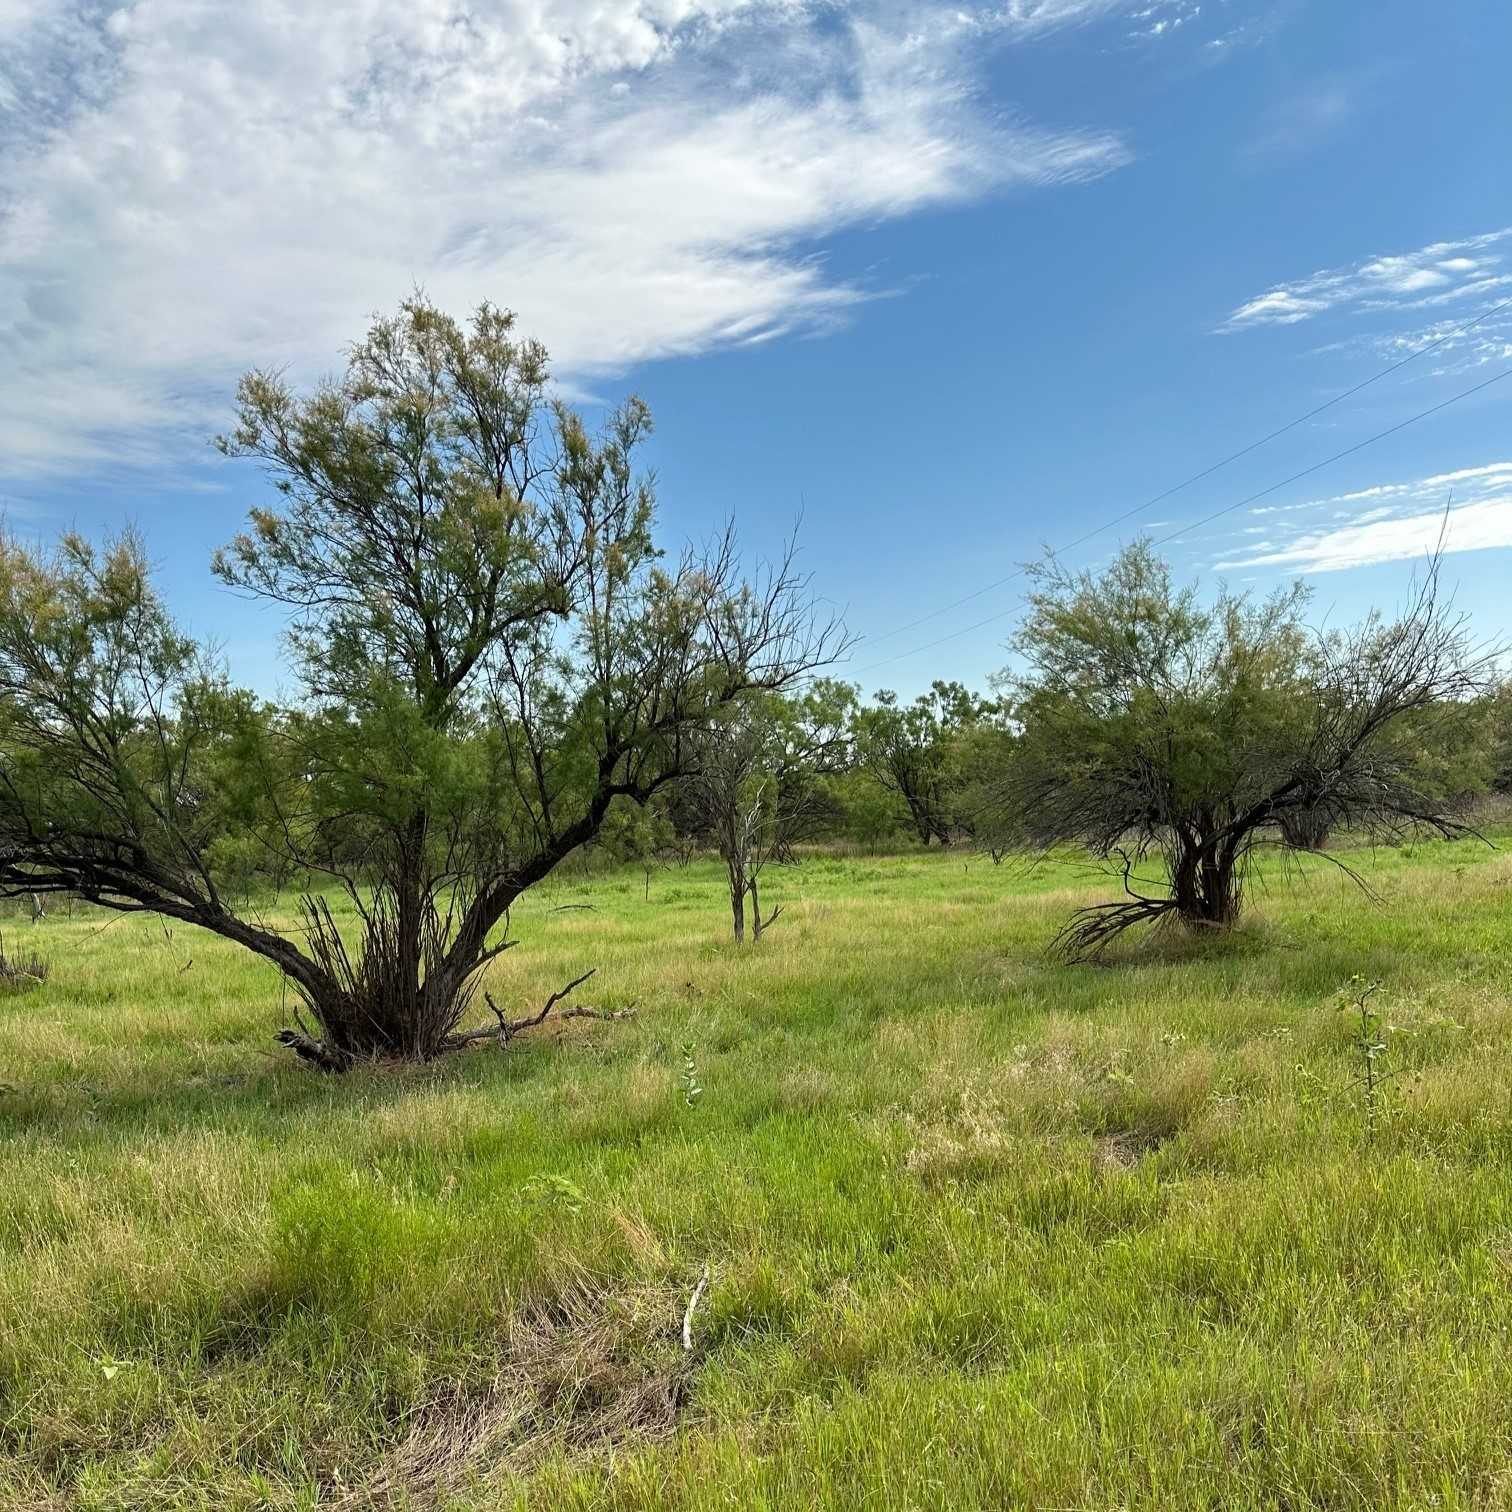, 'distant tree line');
601,544,1506,954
